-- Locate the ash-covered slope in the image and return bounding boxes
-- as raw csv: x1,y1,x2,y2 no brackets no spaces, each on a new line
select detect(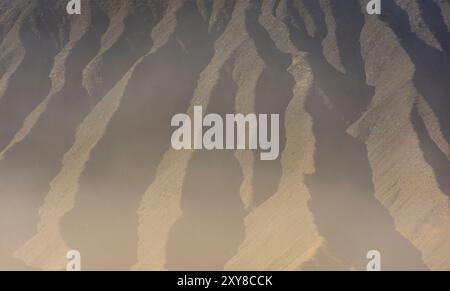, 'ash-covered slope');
0,0,449,270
